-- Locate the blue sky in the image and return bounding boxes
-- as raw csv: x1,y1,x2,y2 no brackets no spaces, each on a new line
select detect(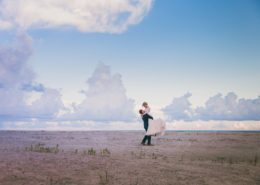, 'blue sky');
0,0,260,130
28,0,260,106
